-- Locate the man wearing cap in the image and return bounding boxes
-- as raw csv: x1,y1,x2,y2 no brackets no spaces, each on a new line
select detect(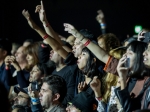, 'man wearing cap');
12,87,31,112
